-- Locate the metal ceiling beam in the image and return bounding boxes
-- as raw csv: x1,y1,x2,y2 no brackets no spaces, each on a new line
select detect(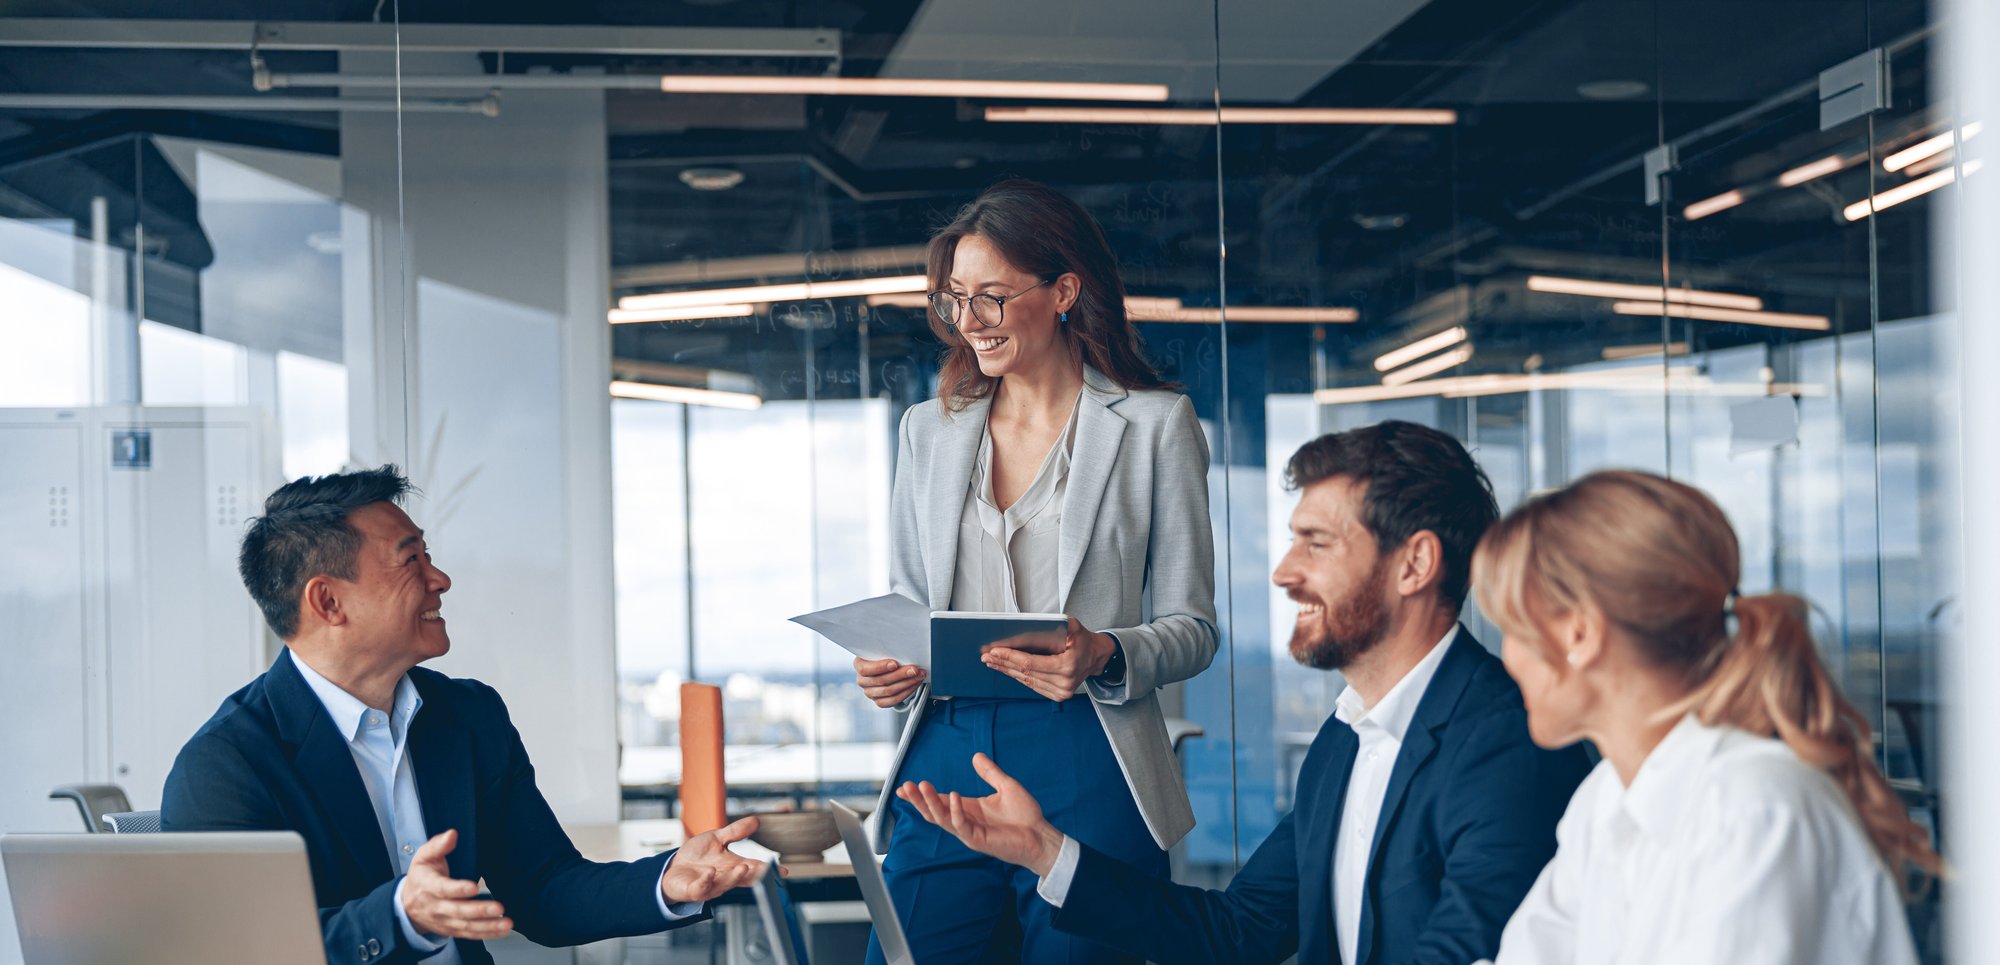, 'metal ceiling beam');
0,19,840,59
0,94,493,114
